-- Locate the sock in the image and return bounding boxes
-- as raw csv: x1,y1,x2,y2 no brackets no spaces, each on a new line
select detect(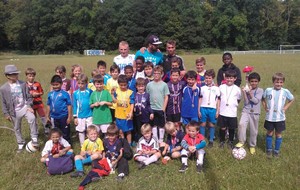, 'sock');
82,156,92,165
75,159,84,171
18,144,24,149
66,151,73,155
78,132,85,146
274,137,282,153
197,153,204,165
144,155,158,165
219,129,225,142
181,155,188,165
152,127,158,140
229,129,235,142
159,128,165,143
135,155,147,162
200,127,205,136
41,117,47,127
266,135,273,151
209,127,215,142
